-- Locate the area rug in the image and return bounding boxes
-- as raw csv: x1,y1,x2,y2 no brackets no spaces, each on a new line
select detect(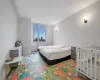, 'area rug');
7,53,83,80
